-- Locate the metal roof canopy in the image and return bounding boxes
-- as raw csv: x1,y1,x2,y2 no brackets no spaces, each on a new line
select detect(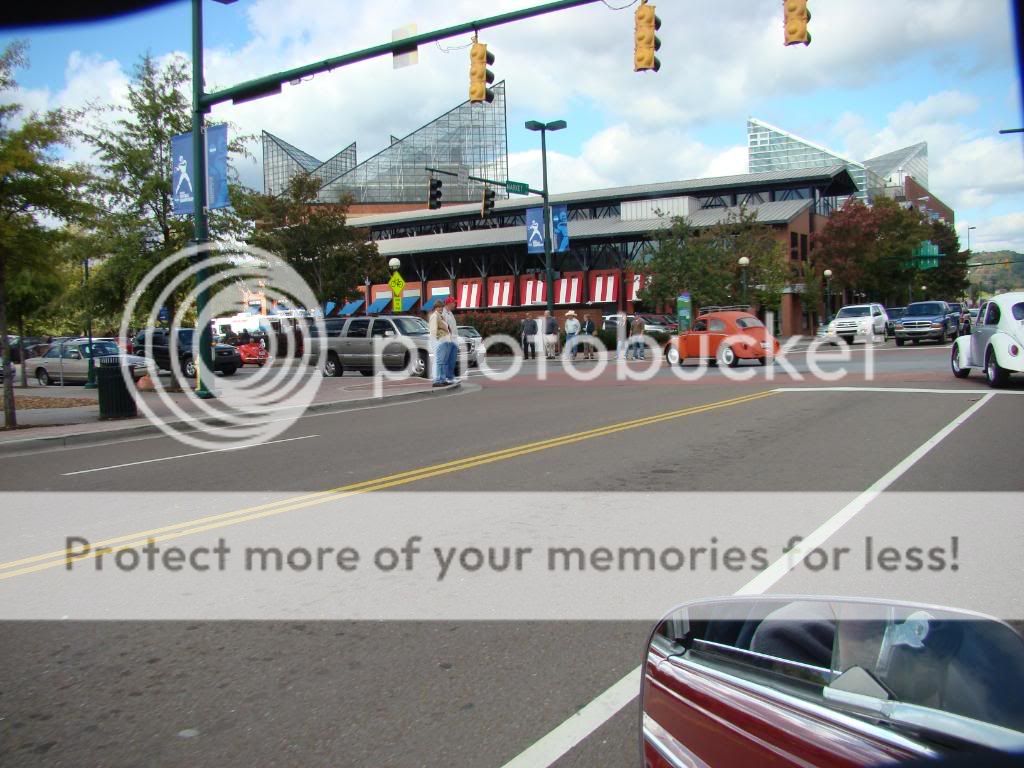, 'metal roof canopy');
375,199,814,257
348,166,856,230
